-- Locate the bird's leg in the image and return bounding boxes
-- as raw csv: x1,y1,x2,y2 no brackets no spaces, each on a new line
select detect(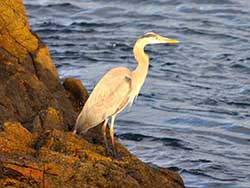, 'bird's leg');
110,114,118,158
102,119,109,155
